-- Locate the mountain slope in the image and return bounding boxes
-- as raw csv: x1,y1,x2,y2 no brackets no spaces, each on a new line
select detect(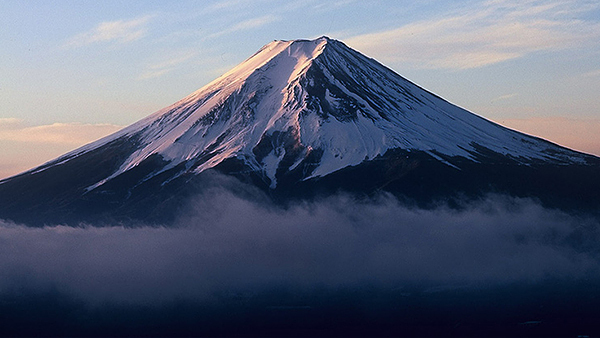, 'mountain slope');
1,36,599,226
